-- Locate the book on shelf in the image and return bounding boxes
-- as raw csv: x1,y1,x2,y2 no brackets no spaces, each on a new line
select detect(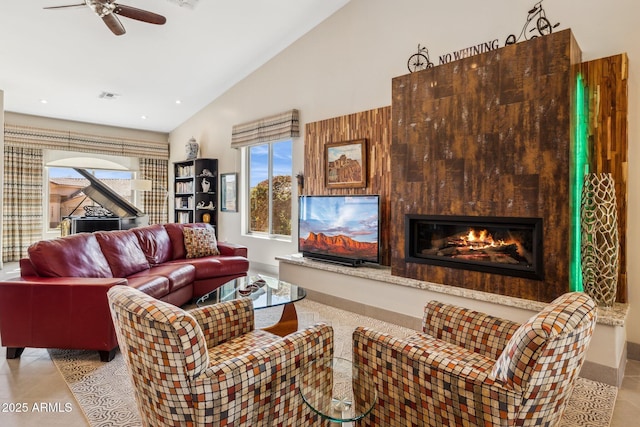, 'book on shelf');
176,164,195,178
175,181,194,194
177,211,191,224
